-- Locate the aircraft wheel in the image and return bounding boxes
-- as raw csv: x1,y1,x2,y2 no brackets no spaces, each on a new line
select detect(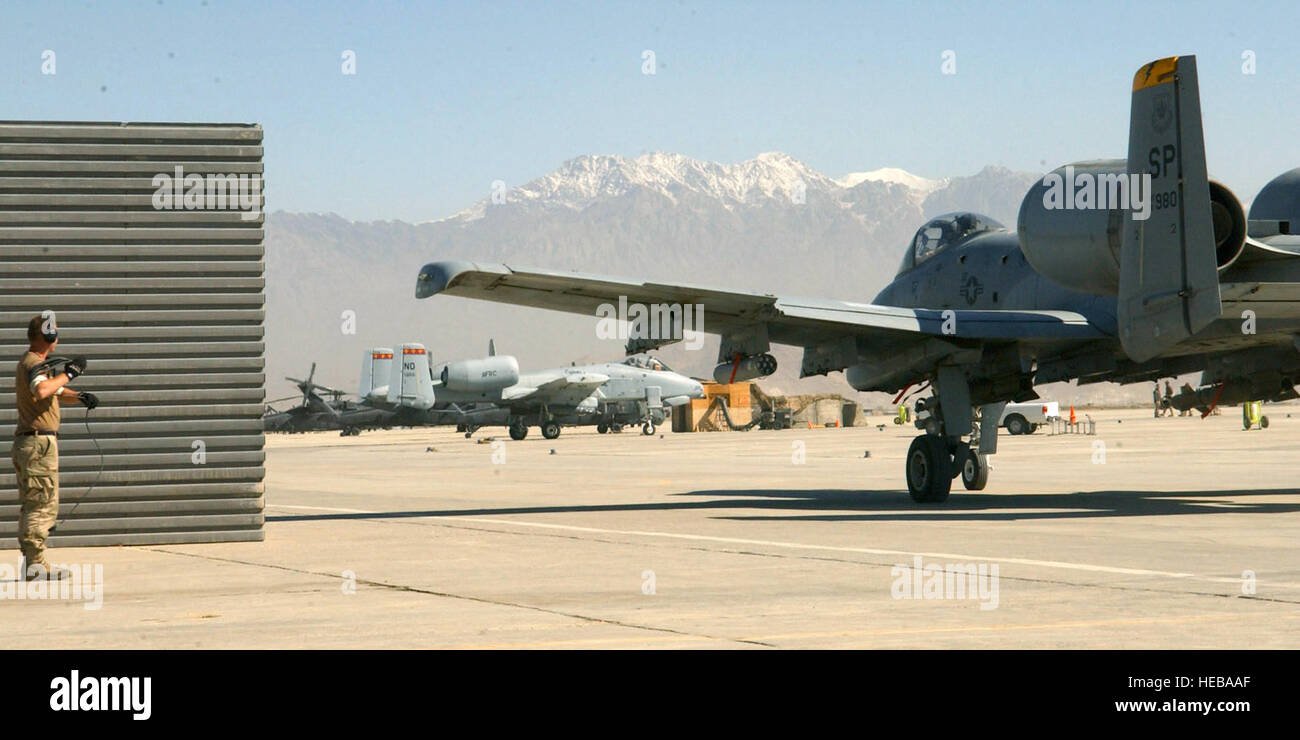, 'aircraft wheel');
1005,414,1028,435
541,422,561,440
610,423,623,433
960,448,989,491
906,435,952,503
508,422,528,441
596,423,608,434
642,422,655,436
